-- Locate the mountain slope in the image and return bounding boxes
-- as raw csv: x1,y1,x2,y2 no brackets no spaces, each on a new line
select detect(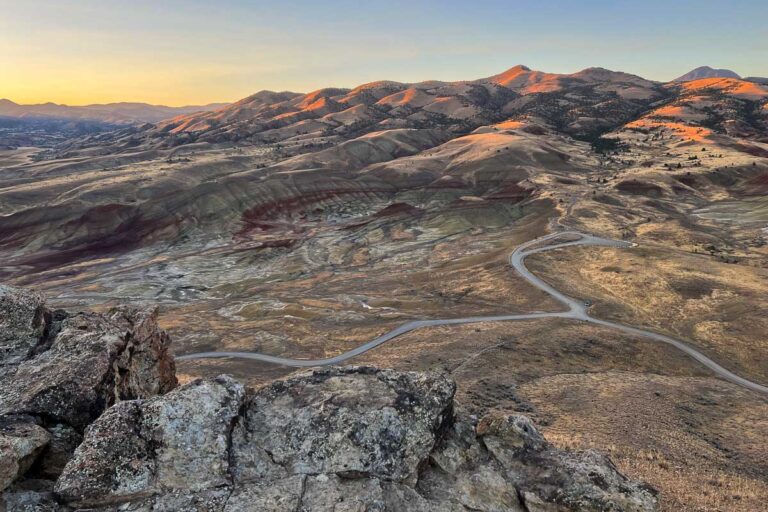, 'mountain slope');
621,77,768,141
